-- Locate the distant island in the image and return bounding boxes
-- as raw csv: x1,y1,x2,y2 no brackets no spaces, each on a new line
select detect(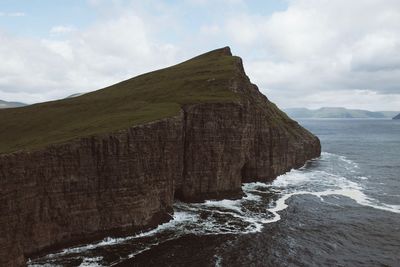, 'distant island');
393,113,400,120
284,107,399,119
0,94,85,109
0,99,27,109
